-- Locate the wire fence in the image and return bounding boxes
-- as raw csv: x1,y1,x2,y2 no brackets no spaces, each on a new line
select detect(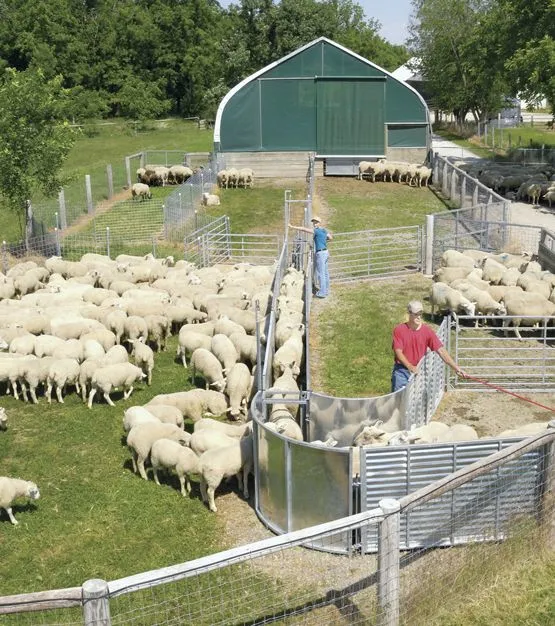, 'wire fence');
2,425,553,626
